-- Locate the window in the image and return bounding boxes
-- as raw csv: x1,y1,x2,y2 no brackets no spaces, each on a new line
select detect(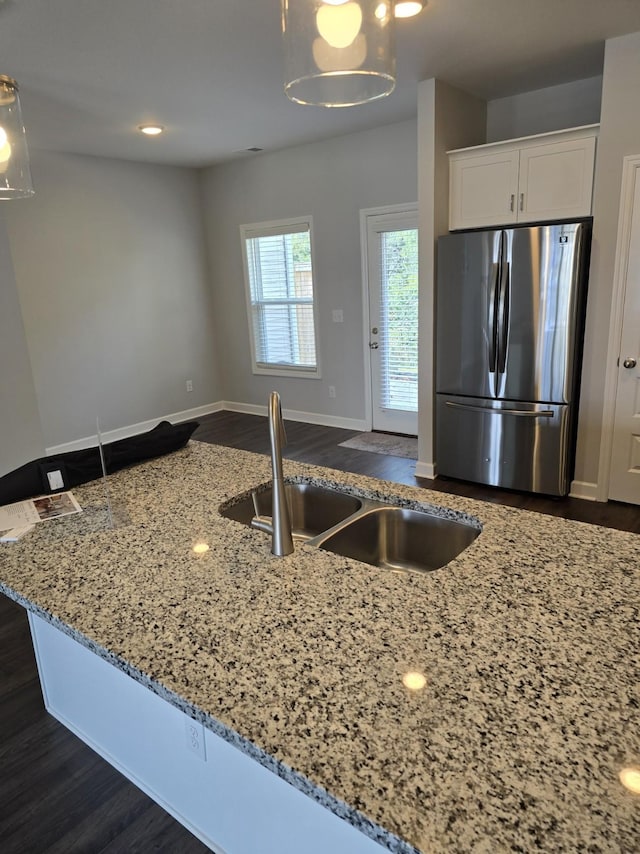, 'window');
378,226,419,414
241,218,320,377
